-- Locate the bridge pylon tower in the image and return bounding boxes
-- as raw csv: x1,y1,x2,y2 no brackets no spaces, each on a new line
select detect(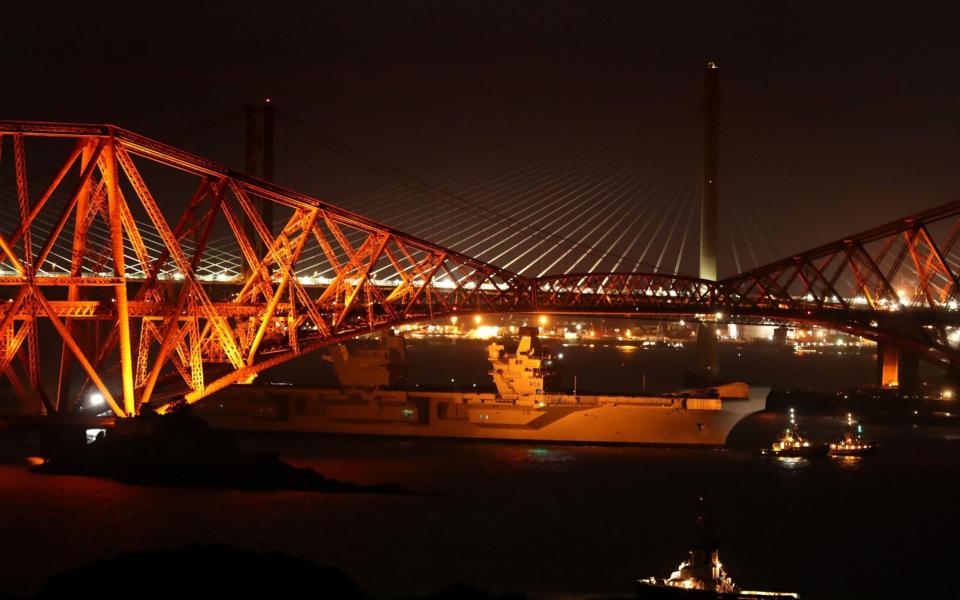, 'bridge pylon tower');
696,60,721,381
242,99,275,280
